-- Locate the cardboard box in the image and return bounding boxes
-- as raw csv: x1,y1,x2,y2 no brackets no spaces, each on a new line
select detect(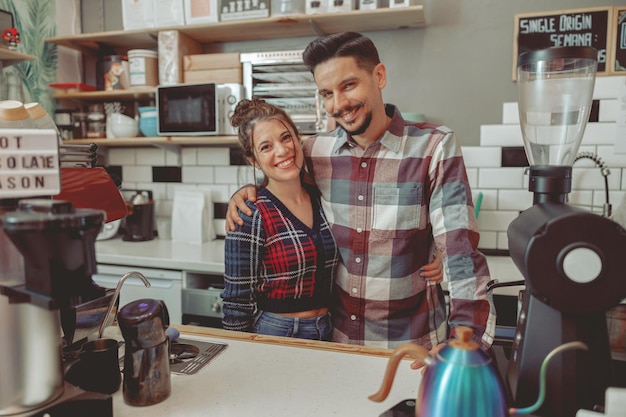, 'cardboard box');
219,0,270,21
183,53,241,71
122,0,155,30
154,0,186,27
183,68,243,84
185,0,220,24
158,30,203,86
